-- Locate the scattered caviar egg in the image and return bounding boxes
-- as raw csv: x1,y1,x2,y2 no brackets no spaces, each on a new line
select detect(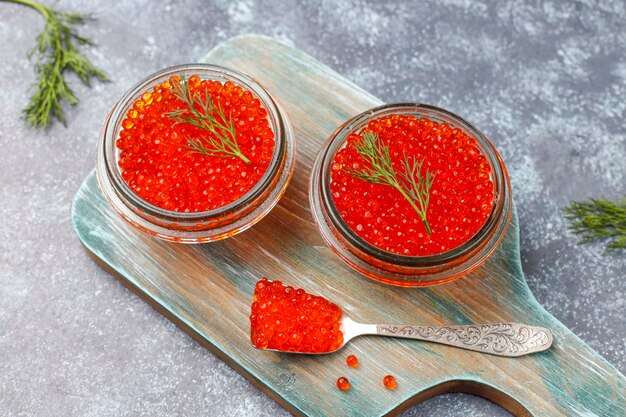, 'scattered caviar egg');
346,354,359,368
116,75,275,212
383,375,397,390
249,278,344,353
336,376,351,391
330,114,495,256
